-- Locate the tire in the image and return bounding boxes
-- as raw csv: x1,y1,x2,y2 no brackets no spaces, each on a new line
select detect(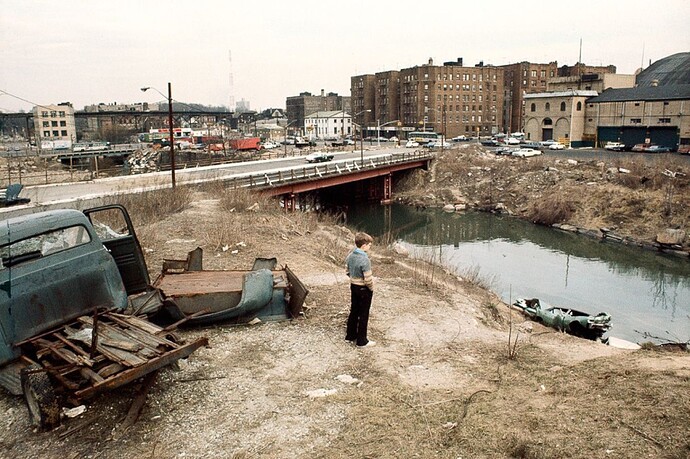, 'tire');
20,366,61,431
